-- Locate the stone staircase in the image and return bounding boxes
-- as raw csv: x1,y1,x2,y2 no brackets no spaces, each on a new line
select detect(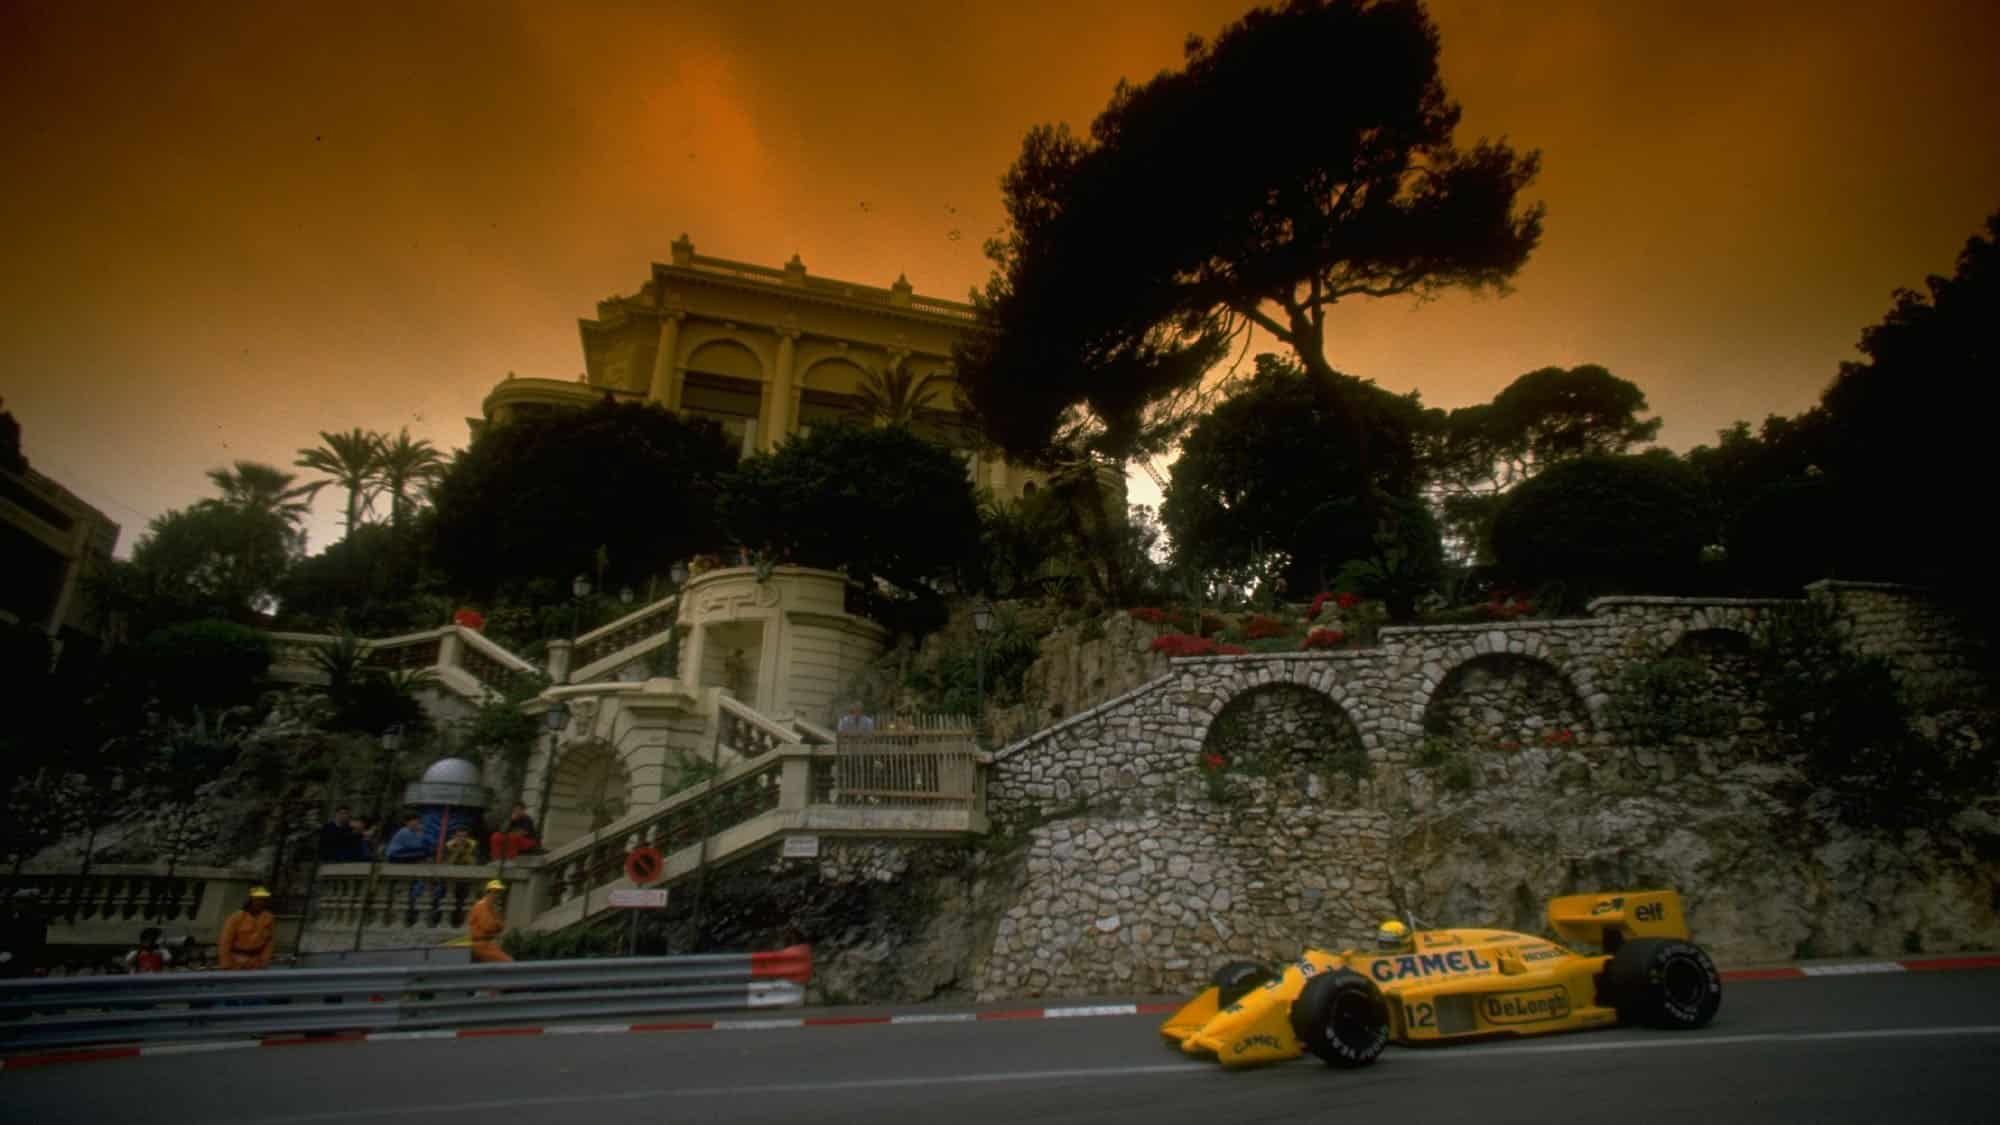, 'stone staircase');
526,698,987,933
